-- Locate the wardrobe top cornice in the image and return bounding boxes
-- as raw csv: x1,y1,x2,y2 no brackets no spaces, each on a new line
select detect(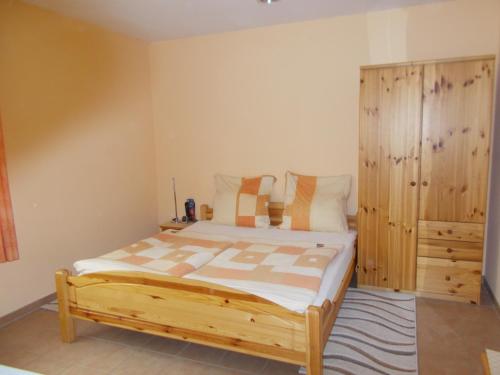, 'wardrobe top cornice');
360,54,495,71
